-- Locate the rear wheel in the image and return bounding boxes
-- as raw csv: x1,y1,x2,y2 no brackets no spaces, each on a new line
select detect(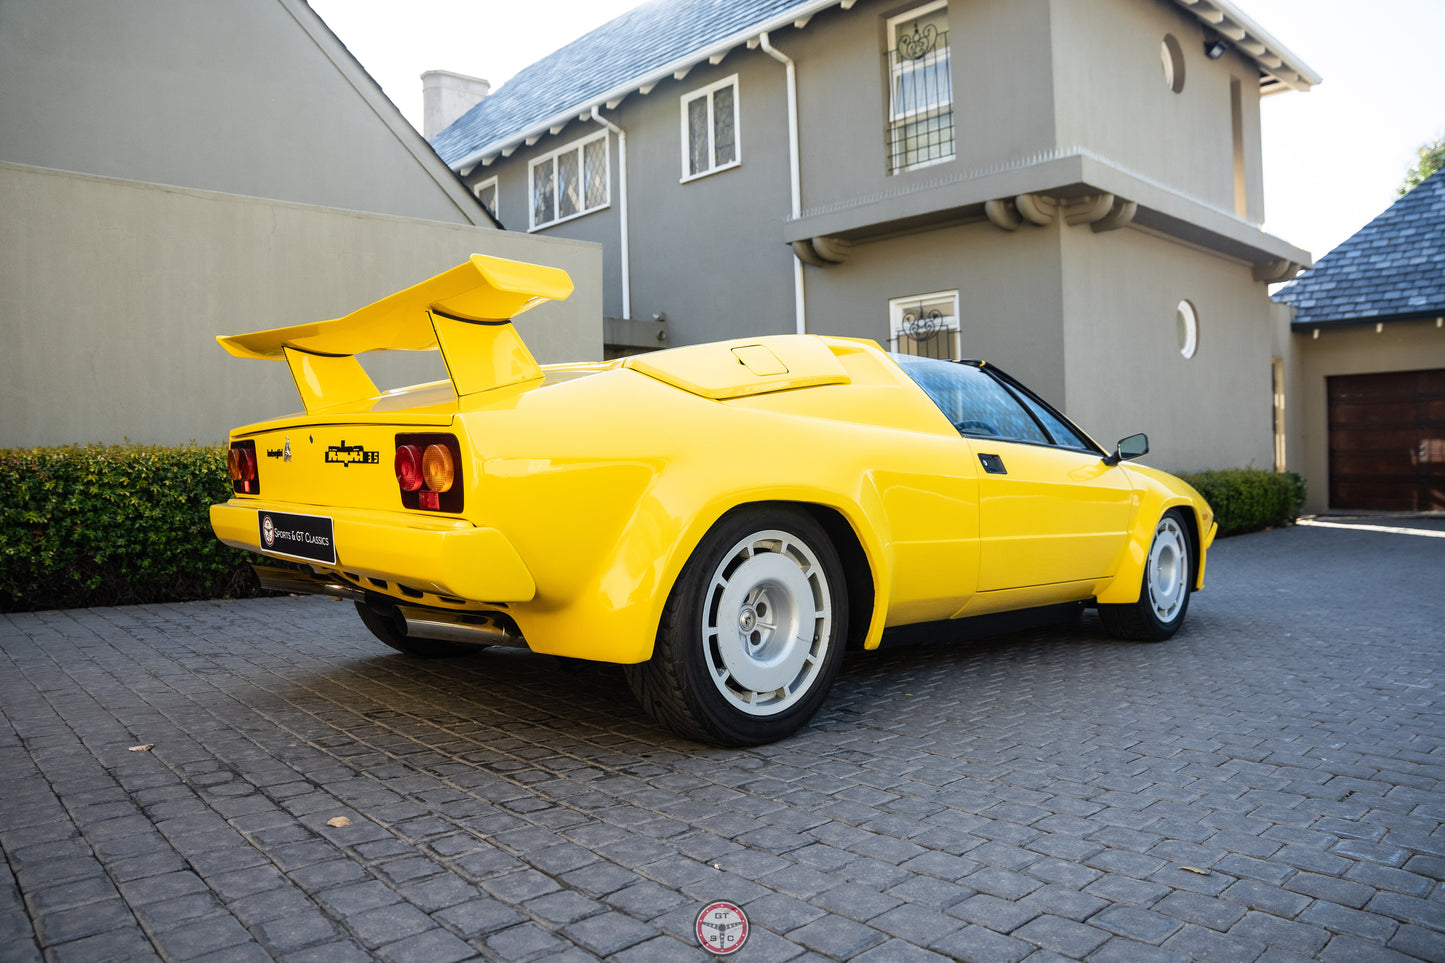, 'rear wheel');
1099,509,1192,642
626,506,848,747
354,600,475,658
